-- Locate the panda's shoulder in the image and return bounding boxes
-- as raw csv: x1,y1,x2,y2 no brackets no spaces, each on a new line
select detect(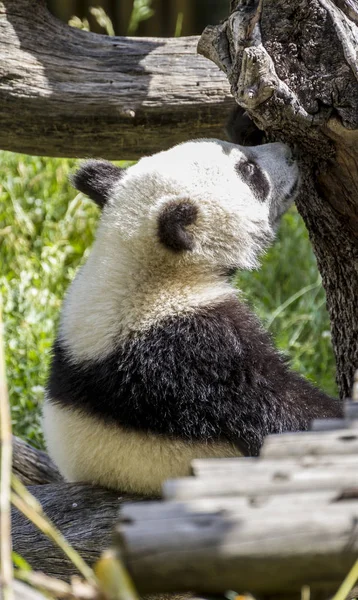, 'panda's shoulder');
133,296,277,370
